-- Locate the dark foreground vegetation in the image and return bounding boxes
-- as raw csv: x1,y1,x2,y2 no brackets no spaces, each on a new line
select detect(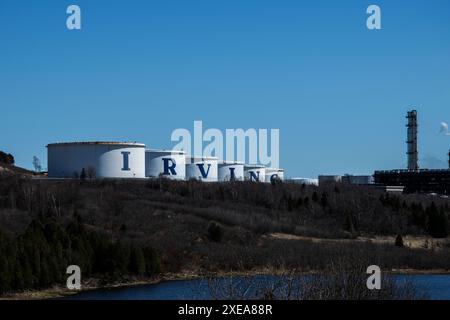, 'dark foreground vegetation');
207,256,425,300
0,174,450,295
